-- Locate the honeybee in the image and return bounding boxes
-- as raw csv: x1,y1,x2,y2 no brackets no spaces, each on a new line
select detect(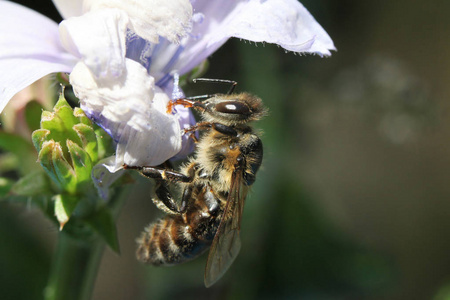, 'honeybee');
125,79,266,287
